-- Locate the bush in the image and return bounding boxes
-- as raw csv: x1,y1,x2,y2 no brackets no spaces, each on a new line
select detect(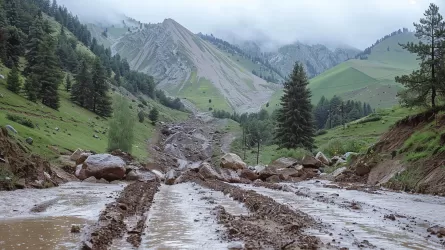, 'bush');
270,148,310,162
320,138,367,157
138,103,144,108
6,114,34,128
356,114,382,124
108,96,135,153
315,129,327,136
